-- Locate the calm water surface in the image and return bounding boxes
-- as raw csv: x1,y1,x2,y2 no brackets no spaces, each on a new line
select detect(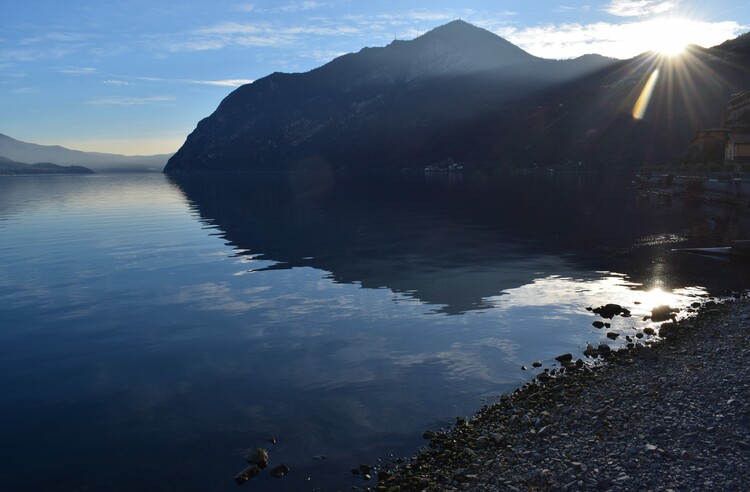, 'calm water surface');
1,172,749,491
